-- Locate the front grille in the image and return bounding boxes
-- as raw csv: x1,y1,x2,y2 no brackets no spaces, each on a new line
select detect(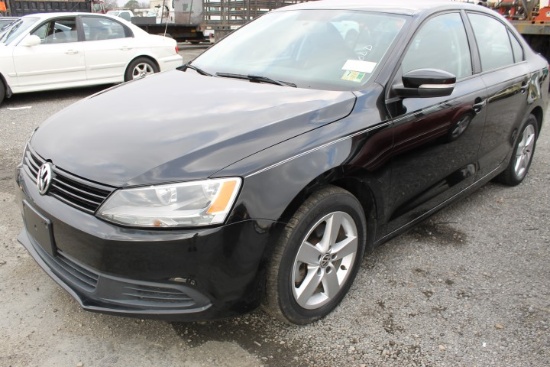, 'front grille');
23,147,115,214
56,252,99,292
